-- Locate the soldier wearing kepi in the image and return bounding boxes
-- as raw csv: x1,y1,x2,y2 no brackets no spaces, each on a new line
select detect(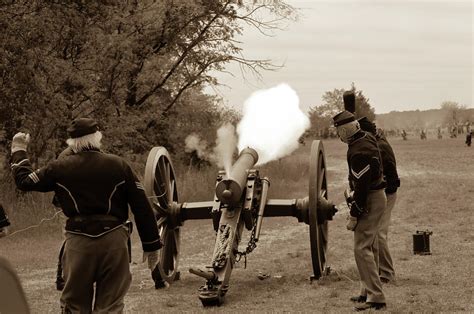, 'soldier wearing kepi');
10,118,162,313
358,117,400,283
344,90,400,284
333,109,387,311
